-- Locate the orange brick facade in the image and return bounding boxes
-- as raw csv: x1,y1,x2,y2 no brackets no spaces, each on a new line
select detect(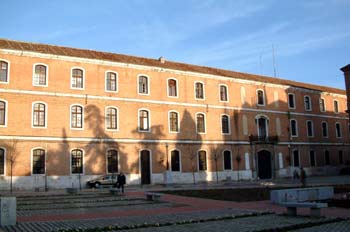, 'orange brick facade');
0,39,349,189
